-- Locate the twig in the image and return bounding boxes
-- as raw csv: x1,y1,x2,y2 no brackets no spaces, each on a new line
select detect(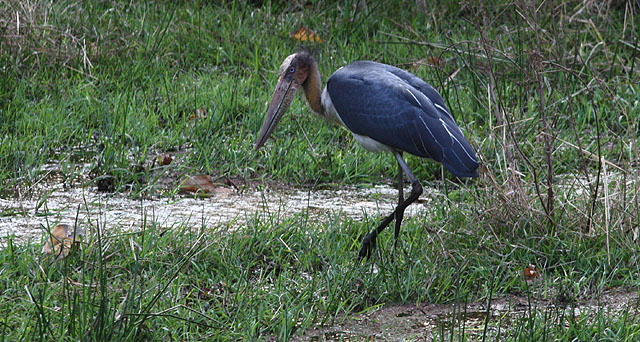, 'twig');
602,157,610,265
532,0,555,227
